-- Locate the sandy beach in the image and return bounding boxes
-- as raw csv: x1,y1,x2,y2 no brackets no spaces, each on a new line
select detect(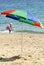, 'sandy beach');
0,33,44,65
